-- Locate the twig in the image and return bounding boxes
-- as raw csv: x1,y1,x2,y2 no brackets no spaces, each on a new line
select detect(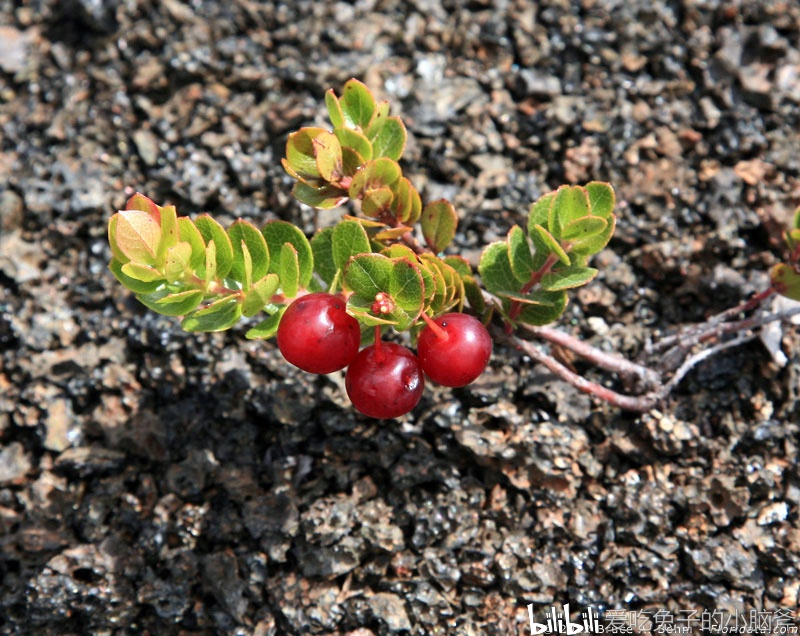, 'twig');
647,288,776,355
520,324,661,390
502,330,661,412
501,295,800,413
